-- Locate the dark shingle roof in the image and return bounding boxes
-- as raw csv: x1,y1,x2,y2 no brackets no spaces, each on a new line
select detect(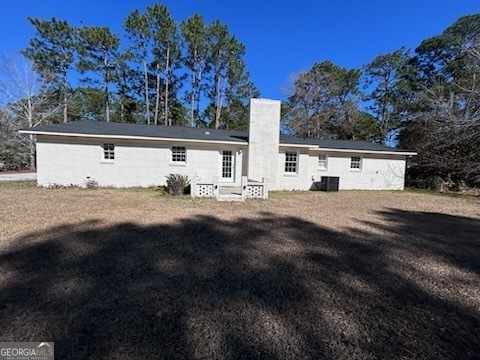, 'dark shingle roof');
26,121,248,143
280,134,412,153
24,121,413,153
